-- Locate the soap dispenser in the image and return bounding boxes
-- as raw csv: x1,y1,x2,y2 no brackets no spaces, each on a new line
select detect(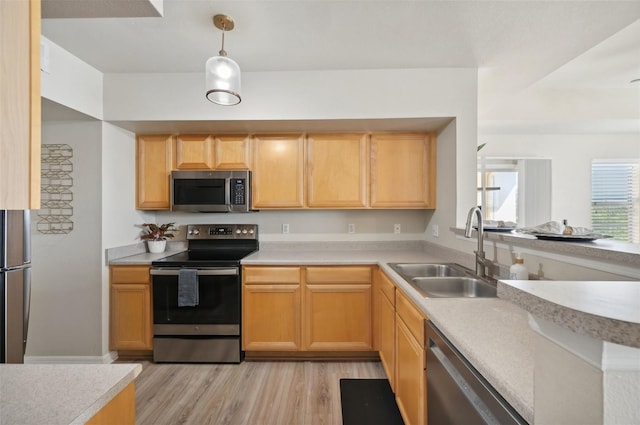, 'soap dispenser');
509,252,528,280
